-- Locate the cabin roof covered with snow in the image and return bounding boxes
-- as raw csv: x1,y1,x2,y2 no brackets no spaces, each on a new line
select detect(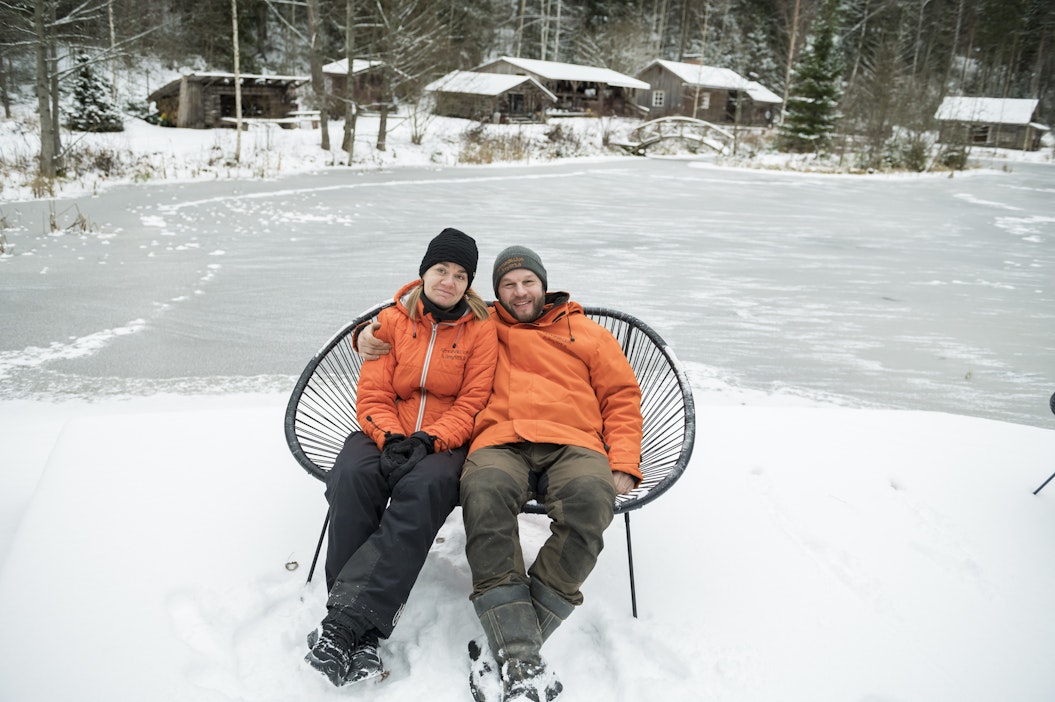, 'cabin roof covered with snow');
643,59,782,103
322,59,383,76
425,71,557,101
477,56,649,90
147,72,307,102
934,97,1040,126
